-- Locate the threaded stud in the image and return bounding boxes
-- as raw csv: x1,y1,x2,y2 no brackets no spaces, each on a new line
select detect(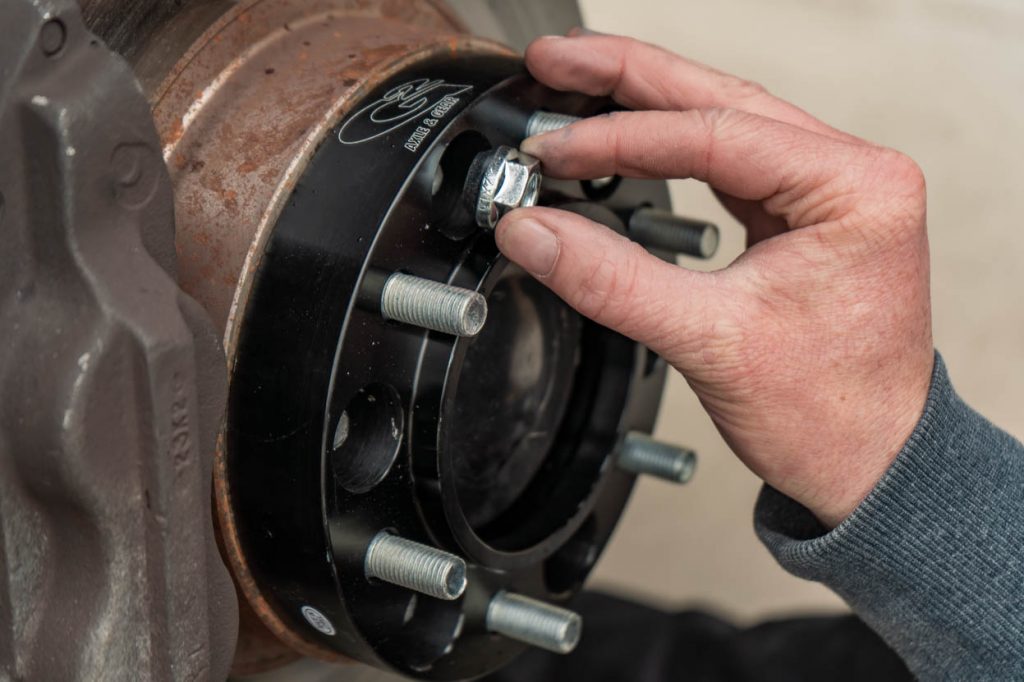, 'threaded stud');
486,591,582,654
380,273,487,337
525,111,582,138
617,431,697,484
628,207,719,259
364,532,467,600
